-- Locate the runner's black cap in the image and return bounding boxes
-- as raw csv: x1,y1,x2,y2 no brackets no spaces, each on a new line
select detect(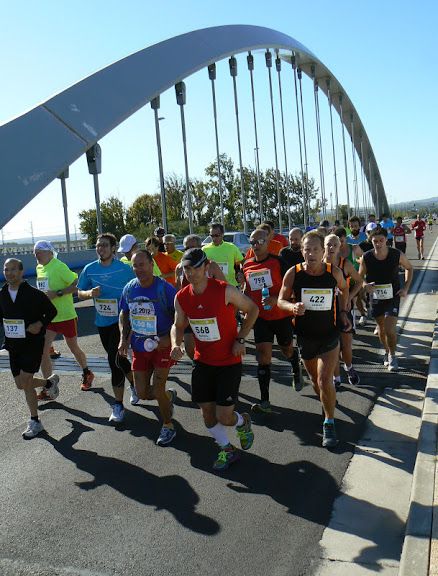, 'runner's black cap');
181,248,207,268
